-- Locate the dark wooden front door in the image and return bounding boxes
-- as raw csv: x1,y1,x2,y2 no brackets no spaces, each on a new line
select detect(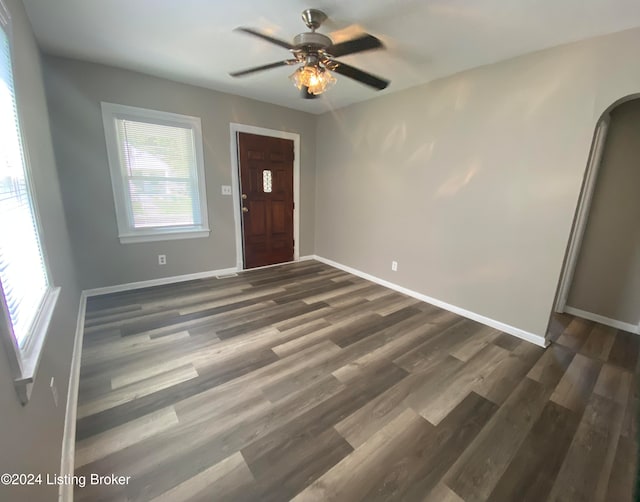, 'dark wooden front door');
238,132,294,269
